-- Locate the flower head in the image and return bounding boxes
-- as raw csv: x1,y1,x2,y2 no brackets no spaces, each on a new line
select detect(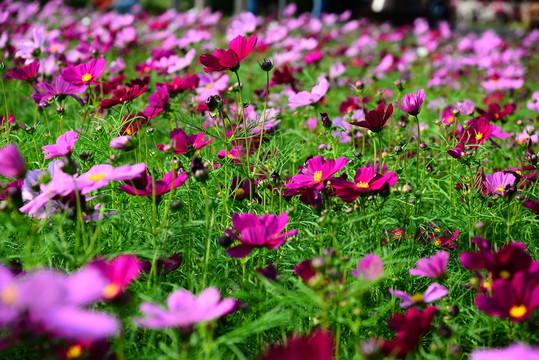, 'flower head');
224,212,297,258
89,255,141,300
134,287,237,329
484,171,517,197
389,283,448,308
395,89,425,116
351,254,384,281
409,251,449,279
262,330,334,360
42,130,79,159
156,128,214,156
6,61,40,82
119,170,188,197
330,165,398,202
61,58,106,85
350,103,393,133
199,34,257,72
0,144,26,179
31,77,87,107
471,343,539,360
